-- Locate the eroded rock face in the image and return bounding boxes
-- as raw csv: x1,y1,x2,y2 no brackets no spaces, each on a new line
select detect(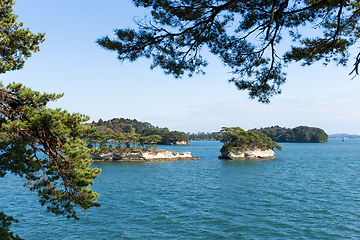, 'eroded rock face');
142,150,193,160
161,141,190,145
175,141,190,145
90,150,197,162
219,148,275,160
